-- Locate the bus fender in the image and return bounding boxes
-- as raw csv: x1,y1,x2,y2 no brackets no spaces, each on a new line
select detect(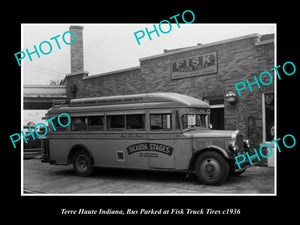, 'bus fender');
189,145,231,170
67,144,94,165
